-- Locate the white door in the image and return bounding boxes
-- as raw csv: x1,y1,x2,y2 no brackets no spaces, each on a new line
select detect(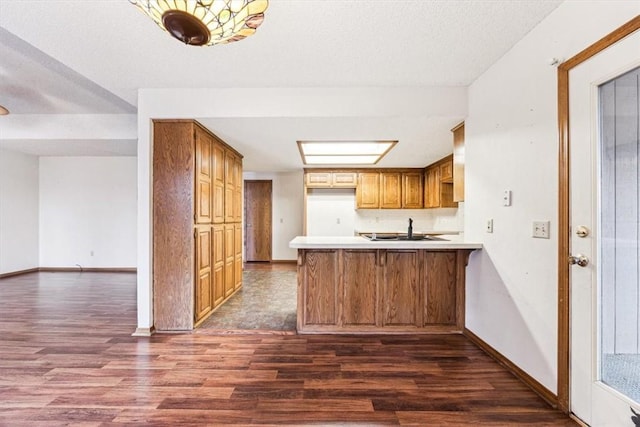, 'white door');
570,29,640,425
